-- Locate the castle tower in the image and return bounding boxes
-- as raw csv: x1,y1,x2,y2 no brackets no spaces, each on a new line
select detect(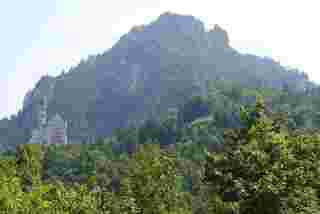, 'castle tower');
38,97,48,144
64,120,68,145
39,97,47,128
27,97,48,144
